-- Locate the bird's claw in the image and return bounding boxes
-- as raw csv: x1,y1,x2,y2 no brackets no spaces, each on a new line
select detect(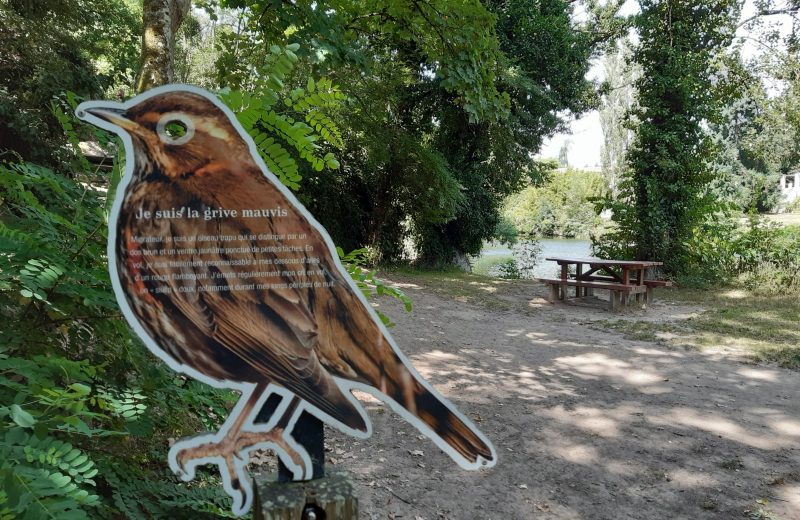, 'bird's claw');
169,444,198,482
